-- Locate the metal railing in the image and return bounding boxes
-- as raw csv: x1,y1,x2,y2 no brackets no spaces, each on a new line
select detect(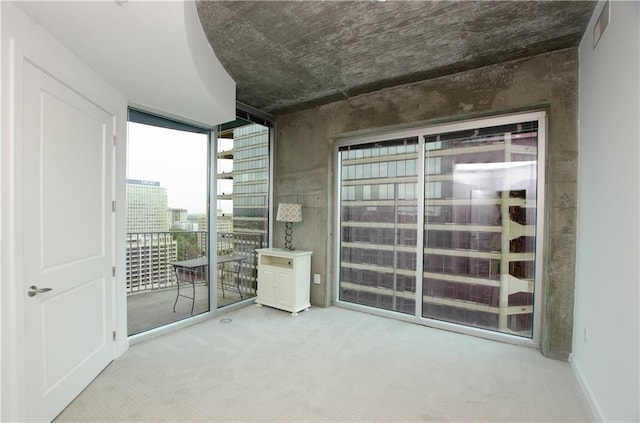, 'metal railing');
126,231,264,296
218,232,264,294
